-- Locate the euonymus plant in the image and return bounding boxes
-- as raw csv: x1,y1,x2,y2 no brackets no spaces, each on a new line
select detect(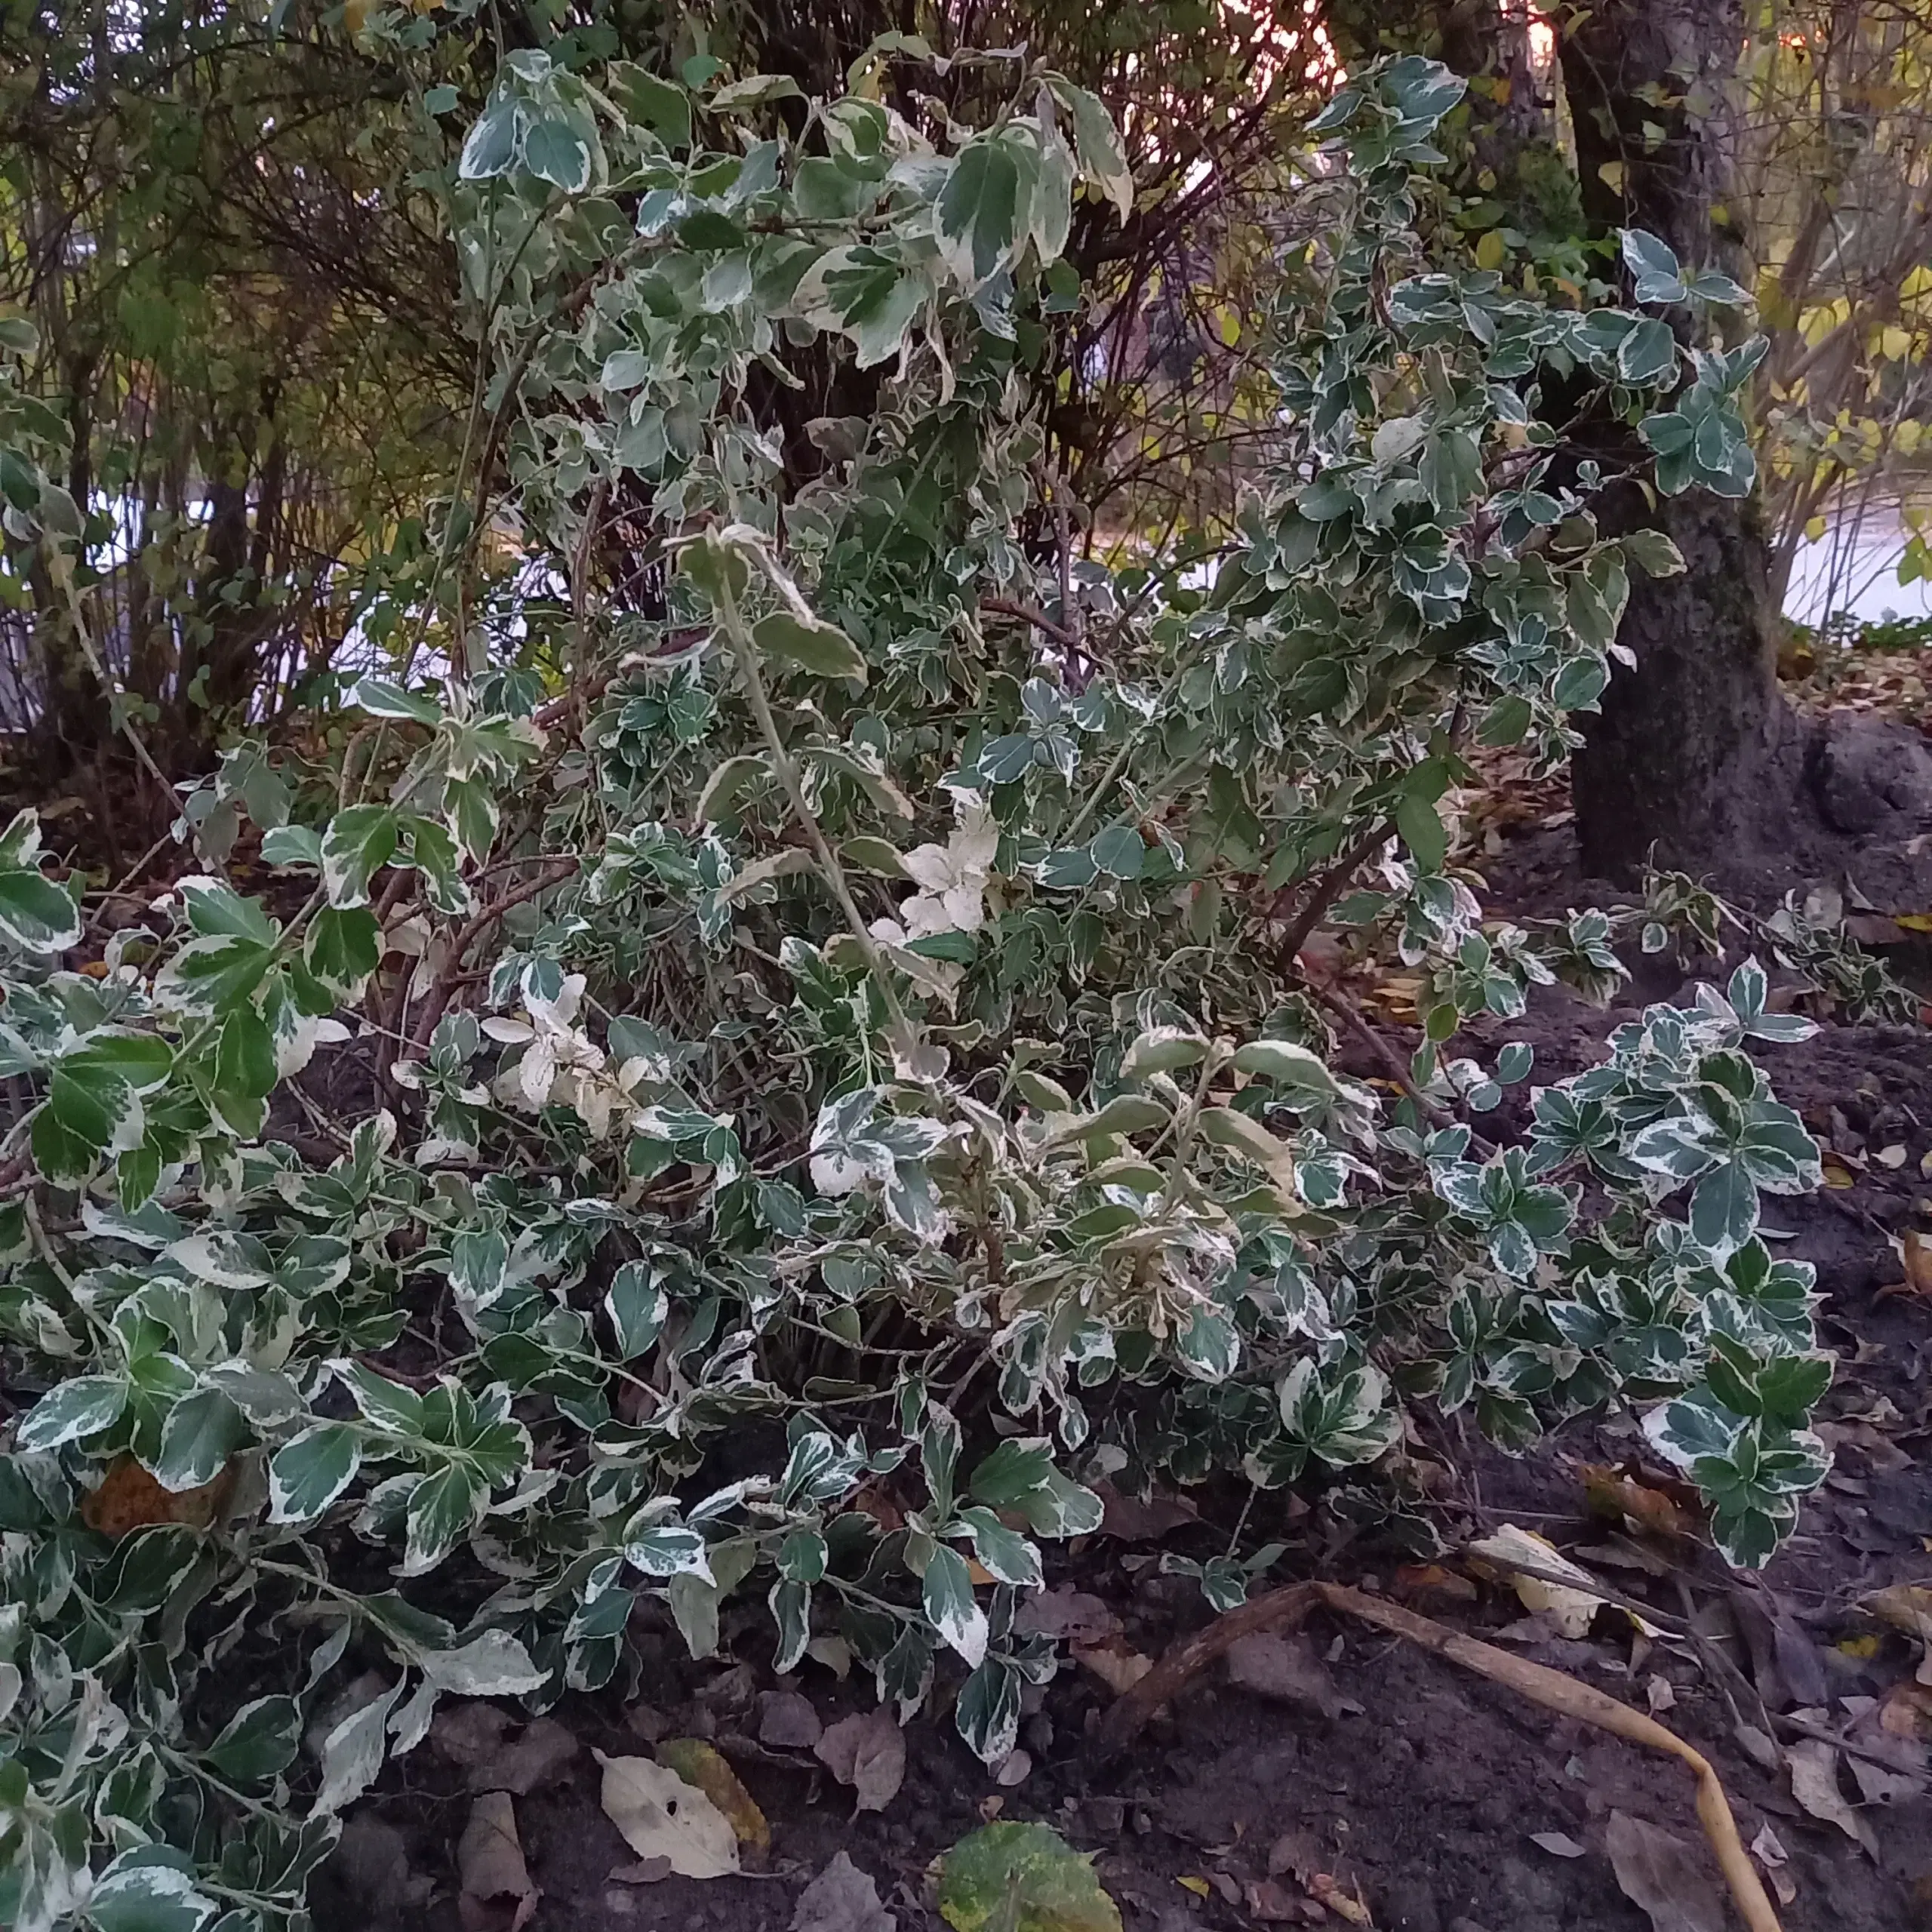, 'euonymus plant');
0,48,1827,1932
